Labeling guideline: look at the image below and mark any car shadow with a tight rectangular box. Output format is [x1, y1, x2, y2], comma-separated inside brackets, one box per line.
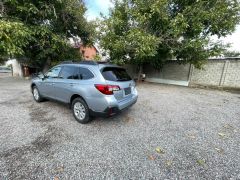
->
[40, 98, 135, 125]
[91, 108, 135, 124]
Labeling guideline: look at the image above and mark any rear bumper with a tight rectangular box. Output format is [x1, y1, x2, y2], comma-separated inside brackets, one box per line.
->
[89, 97, 137, 117]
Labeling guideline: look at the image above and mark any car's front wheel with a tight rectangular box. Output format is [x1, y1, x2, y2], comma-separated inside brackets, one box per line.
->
[32, 86, 43, 102]
[72, 98, 91, 124]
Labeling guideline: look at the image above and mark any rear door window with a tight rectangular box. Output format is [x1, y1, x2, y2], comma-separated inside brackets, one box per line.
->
[79, 67, 94, 80]
[59, 66, 79, 79]
[59, 66, 94, 80]
[102, 67, 132, 81]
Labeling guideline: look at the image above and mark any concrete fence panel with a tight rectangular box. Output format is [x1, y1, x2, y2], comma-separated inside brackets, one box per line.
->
[221, 60, 240, 88]
[125, 58, 240, 89]
[190, 60, 225, 87]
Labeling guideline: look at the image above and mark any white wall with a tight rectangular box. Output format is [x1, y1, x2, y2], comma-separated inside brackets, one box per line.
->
[6, 59, 23, 77]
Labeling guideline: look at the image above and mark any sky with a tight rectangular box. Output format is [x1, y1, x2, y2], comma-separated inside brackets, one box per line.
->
[84, 0, 240, 51]
[84, 0, 113, 20]
[219, 25, 240, 51]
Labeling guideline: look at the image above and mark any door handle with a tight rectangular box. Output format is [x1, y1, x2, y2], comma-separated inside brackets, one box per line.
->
[70, 83, 74, 86]
[52, 83, 55, 85]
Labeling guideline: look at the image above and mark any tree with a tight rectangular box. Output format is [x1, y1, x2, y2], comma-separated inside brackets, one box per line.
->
[0, 0, 94, 69]
[223, 50, 240, 57]
[0, 21, 32, 60]
[100, 0, 240, 79]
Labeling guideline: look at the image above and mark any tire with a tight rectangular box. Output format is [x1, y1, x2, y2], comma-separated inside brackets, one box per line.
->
[71, 97, 91, 124]
[32, 86, 43, 102]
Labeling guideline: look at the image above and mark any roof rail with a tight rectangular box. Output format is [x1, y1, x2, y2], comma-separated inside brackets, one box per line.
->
[60, 61, 73, 64]
[79, 60, 98, 65]
[60, 60, 109, 65]
[97, 61, 109, 64]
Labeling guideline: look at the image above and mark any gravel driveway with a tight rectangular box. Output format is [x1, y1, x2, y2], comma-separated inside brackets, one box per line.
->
[0, 76, 240, 179]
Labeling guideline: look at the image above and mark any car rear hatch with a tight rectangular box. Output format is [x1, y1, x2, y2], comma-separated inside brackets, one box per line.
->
[101, 66, 135, 101]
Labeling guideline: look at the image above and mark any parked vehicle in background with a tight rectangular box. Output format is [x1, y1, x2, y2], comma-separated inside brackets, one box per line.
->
[0, 66, 12, 73]
[31, 61, 138, 124]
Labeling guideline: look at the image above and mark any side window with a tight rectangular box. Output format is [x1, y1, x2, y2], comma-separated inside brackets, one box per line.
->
[59, 66, 79, 79]
[45, 66, 62, 78]
[79, 67, 94, 80]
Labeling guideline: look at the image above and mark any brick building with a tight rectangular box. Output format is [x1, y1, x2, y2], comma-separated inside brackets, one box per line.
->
[80, 44, 99, 60]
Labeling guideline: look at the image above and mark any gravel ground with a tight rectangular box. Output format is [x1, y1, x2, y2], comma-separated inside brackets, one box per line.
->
[0, 75, 240, 179]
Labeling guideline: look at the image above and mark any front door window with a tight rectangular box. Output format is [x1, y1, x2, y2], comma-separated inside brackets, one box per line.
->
[45, 66, 62, 78]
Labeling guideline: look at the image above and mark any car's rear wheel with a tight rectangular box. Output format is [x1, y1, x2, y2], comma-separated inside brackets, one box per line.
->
[72, 97, 91, 124]
[32, 86, 43, 102]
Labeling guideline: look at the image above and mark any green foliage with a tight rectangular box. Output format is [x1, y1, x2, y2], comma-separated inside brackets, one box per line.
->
[223, 50, 240, 57]
[0, 20, 32, 57]
[94, 54, 102, 61]
[0, 0, 93, 67]
[100, 0, 240, 68]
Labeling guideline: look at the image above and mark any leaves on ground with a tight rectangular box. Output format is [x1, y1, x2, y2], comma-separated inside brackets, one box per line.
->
[223, 124, 234, 130]
[165, 160, 173, 167]
[53, 176, 59, 180]
[148, 155, 156, 160]
[155, 147, 165, 154]
[197, 159, 206, 166]
[215, 147, 224, 154]
[218, 132, 227, 138]
[124, 115, 134, 123]
[223, 124, 237, 132]
[186, 133, 196, 139]
[55, 166, 64, 173]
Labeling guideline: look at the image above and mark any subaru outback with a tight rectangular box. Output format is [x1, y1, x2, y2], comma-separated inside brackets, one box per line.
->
[31, 61, 138, 124]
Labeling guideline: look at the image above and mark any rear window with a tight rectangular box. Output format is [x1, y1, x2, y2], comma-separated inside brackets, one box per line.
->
[102, 67, 132, 81]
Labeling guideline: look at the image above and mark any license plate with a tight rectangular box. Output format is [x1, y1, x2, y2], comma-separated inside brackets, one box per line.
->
[124, 87, 131, 95]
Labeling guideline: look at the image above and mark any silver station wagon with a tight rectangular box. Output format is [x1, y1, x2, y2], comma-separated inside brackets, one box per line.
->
[31, 61, 138, 123]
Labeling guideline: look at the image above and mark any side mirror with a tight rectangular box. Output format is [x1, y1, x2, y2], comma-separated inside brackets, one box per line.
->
[38, 72, 45, 80]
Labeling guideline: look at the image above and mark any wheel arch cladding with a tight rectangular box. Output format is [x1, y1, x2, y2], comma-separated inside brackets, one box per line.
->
[70, 94, 87, 105]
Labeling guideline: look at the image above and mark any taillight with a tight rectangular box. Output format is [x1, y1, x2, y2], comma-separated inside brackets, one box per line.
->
[95, 84, 120, 95]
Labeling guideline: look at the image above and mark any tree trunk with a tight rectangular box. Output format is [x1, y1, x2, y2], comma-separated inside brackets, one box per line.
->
[43, 58, 51, 73]
[137, 64, 143, 82]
